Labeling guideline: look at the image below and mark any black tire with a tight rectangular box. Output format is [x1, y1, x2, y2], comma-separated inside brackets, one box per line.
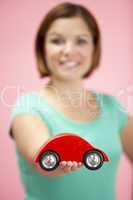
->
[39, 150, 60, 171]
[83, 150, 104, 170]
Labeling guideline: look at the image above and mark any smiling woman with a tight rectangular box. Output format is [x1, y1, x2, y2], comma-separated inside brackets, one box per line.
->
[35, 2, 101, 80]
[9, 2, 133, 200]
[44, 17, 95, 81]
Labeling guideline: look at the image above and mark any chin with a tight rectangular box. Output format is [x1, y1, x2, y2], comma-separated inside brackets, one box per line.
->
[57, 74, 83, 82]
[51, 68, 86, 81]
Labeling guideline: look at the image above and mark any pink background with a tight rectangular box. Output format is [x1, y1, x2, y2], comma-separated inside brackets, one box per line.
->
[0, 0, 132, 199]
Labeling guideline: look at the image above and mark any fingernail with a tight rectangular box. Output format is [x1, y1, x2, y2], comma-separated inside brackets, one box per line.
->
[67, 161, 73, 167]
[60, 161, 66, 166]
[73, 161, 77, 167]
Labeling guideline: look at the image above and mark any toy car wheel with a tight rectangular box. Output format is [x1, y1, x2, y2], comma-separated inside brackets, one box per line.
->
[39, 150, 60, 171]
[83, 150, 104, 170]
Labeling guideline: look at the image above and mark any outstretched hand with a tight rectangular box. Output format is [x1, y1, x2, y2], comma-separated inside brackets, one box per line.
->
[59, 161, 83, 173]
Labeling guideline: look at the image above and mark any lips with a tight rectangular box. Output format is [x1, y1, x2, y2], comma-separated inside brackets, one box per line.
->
[59, 61, 80, 69]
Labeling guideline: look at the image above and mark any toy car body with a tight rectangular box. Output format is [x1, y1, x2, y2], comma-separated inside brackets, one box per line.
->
[34, 133, 109, 171]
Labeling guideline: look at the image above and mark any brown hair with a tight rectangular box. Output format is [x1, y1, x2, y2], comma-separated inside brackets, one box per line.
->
[35, 2, 101, 79]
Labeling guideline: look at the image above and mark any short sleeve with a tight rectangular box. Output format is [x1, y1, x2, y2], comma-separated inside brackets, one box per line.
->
[108, 95, 129, 134]
[9, 93, 42, 139]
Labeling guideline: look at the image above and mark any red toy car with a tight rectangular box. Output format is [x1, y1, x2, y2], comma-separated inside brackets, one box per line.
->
[34, 133, 109, 171]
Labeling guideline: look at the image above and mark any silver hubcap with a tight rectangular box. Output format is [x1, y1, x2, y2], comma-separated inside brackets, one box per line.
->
[86, 153, 101, 168]
[41, 154, 57, 169]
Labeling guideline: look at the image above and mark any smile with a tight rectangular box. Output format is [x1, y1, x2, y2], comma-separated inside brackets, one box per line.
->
[59, 61, 80, 69]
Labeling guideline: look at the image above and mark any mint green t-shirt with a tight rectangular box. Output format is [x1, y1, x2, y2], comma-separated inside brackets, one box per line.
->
[10, 90, 128, 200]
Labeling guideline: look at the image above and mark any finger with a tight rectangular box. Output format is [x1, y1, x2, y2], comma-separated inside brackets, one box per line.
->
[63, 161, 73, 172]
[71, 161, 78, 171]
[66, 161, 73, 167]
[59, 161, 67, 168]
[78, 162, 83, 167]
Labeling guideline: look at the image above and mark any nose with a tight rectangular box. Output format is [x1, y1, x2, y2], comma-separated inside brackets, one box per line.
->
[61, 41, 75, 55]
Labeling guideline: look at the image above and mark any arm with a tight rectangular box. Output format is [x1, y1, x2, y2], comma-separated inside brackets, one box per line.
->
[11, 115, 82, 177]
[120, 115, 133, 198]
[120, 115, 133, 163]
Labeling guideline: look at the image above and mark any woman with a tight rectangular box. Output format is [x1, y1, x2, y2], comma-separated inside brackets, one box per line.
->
[9, 2, 133, 200]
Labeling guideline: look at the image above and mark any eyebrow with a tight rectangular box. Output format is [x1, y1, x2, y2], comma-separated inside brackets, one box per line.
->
[48, 32, 91, 39]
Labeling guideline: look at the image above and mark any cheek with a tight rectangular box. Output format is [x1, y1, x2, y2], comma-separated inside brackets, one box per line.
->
[45, 46, 57, 64]
[76, 51, 92, 64]
[78, 46, 94, 57]
[45, 50, 57, 63]
[48, 53, 60, 64]
[45, 44, 62, 55]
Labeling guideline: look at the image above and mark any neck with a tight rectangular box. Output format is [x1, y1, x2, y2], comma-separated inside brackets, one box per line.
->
[47, 77, 85, 96]
[44, 77, 93, 108]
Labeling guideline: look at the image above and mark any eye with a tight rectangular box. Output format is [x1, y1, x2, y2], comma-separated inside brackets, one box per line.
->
[50, 38, 64, 45]
[76, 39, 88, 45]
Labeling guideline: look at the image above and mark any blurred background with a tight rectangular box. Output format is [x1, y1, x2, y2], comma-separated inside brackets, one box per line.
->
[0, 0, 133, 199]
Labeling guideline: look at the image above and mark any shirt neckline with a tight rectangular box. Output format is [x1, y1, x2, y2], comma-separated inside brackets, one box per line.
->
[32, 90, 104, 127]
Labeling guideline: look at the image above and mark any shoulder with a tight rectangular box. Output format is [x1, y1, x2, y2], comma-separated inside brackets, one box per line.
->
[94, 90, 117, 107]
[9, 90, 45, 138]
[120, 114, 133, 162]
[10, 90, 42, 121]
[95, 90, 129, 118]
[13, 91, 41, 107]
[96, 91, 126, 110]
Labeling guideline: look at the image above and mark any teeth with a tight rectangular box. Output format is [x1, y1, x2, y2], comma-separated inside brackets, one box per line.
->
[60, 61, 78, 68]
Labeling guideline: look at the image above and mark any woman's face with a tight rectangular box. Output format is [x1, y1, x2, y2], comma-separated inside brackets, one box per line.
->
[44, 16, 94, 81]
